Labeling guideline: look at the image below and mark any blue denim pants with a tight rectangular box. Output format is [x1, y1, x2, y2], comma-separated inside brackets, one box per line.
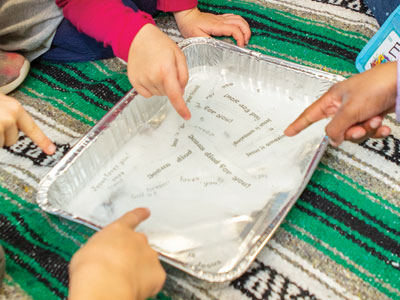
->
[363, 0, 400, 25]
[42, 0, 158, 62]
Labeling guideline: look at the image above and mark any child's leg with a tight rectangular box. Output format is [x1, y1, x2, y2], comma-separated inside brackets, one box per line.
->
[363, 0, 400, 26]
[41, 18, 115, 62]
[42, 0, 158, 62]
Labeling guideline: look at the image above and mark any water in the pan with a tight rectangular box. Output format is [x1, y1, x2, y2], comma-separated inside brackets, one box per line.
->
[66, 66, 326, 262]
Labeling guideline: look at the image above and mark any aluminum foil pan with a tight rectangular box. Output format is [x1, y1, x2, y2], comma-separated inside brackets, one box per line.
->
[37, 37, 344, 283]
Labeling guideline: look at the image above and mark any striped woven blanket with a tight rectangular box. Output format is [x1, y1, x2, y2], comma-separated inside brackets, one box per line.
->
[2, 0, 399, 299]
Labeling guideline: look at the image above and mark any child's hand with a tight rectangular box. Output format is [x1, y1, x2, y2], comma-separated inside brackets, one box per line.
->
[68, 208, 166, 300]
[174, 7, 251, 47]
[284, 61, 397, 146]
[0, 93, 55, 155]
[127, 24, 191, 120]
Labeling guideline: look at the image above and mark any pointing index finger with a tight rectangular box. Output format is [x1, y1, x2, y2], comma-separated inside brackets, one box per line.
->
[164, 61, 191, 120]
[17, 109, 56, 155]
[284, 89, 343, 137]
[284, 97, 329, 136]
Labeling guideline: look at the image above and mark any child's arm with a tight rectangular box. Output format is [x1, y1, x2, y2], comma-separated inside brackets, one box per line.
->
[157, 0, 198, 12]
[57, 0, 191, 119]
[56, 0, 155, 62]
[0, 93, 55, 155]
[68, 208, 166, 300]
[57, 0, 251, 121]
[284, 61, 396, 146]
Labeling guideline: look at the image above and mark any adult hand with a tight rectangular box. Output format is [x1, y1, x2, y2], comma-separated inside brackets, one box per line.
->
[69, 208, 166, 300]
[0, 93, 55, 154]
[174, 7, 251, 47]
[127, 24, 190, 120]
[284, 61, 397, 146]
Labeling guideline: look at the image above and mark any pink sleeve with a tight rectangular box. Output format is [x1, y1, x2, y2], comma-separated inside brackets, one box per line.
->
[56, 0, 156, 61]
[157, 0, 198, 12]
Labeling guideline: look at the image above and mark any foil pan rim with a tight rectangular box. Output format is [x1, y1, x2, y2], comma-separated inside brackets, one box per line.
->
[180, 37, 345, 82]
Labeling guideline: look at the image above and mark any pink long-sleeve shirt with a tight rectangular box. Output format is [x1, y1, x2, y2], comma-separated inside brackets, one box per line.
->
[56, 0, 197, 61]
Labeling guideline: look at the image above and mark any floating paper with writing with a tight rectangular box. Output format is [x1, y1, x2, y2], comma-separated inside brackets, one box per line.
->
[37, 38, 343, 283]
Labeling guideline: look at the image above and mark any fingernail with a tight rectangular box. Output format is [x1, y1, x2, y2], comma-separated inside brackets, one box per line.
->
[352, 131, 365, 139]
[381, 128, 390, 137]
[48, 144, 56, 154]
[283, 128, 293, 136]
[184, 108, 191, 120]
[329, 139, 339, 147]
[135, 207, 150, 213]
[370, 118, 381, 129]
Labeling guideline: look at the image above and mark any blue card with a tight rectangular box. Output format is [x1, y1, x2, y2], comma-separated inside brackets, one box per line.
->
[356, 5, 400, 72]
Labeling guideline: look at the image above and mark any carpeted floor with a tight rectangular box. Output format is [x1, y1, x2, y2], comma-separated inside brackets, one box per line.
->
[2, 0, 400, 299]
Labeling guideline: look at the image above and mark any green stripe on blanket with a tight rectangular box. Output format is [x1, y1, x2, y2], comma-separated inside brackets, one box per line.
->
[198, 0, 367, 75]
